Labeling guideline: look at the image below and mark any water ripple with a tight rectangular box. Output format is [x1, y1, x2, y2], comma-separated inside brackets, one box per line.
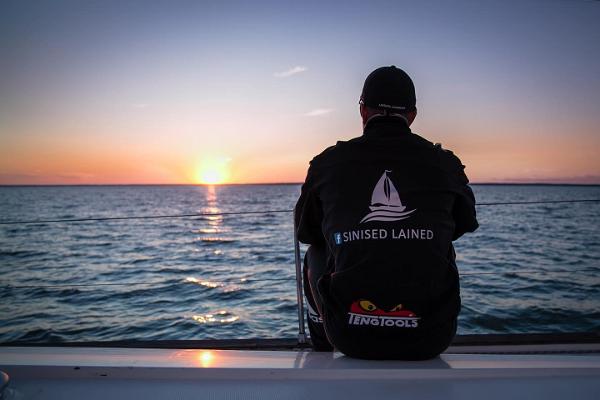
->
[1, 184, 599, 342]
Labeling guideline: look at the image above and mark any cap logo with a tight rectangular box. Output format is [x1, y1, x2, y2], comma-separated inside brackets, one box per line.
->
[378, 103, 406, 110]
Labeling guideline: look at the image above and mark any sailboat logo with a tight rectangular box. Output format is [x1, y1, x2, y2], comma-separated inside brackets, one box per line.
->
[360, 170, 416, 224]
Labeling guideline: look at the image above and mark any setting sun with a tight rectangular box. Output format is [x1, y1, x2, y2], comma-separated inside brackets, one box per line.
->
[196, 157, 231, 185]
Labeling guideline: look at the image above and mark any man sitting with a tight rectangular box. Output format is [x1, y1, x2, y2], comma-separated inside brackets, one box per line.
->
[295, 66, 478, 360]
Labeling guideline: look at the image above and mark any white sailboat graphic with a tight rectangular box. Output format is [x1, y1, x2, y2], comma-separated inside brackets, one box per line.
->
[360, 170, 416, 223]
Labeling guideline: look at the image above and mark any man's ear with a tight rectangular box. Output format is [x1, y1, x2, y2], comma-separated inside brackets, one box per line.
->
[360, 104, 368, 122]
[406, 109, 417, 126]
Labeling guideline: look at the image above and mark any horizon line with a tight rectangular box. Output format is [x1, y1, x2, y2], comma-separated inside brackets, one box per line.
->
[1, 181, 600, 187]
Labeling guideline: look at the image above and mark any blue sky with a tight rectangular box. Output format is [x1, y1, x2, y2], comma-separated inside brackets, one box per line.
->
[1, 0, 599, 184]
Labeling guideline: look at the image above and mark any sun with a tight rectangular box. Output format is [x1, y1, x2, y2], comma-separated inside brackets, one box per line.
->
[196, 157, 230, 185]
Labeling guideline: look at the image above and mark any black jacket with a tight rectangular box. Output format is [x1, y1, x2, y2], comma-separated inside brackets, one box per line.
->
[295, 117, 478, 358]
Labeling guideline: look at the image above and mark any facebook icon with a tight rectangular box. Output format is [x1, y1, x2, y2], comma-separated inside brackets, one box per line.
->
[334, 232, 342, 245]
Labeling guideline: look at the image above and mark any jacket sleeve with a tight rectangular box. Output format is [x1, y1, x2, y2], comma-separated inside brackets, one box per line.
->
[451, 162, 479, 240]
[439, 148, 478, 240]
[294, 165, 326, 245]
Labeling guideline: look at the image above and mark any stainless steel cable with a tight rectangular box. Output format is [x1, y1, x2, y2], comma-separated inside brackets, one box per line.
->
[1, 200, 598, 291]
[1, 199, 599, 226]
[0, 277, 297, 290]
[1, 269, 595, 290]
[0, 209, 292, 226]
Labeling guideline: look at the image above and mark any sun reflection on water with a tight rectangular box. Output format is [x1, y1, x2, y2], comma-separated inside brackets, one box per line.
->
[204, 185, 223, 224]
[192, 310, 239, 324]
[190, 185, 234, 250]
[184, 276, 221, 288]
[185, 275, 245, 293]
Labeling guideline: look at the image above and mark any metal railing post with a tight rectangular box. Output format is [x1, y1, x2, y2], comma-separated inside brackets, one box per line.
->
[293, 207, 307, 344]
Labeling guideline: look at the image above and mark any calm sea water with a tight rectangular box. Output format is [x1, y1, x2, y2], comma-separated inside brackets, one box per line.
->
[1, 184, 599, 343]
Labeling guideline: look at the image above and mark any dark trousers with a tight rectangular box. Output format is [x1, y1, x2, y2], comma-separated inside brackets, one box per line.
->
[303, 245, 334, 351]
[303, 244, 458, 358]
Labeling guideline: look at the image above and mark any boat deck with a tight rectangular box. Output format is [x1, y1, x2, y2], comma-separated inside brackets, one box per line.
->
[1, 341, 600, 400]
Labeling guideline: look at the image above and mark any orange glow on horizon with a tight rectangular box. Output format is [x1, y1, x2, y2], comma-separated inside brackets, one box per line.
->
[1, 125, 599, 185]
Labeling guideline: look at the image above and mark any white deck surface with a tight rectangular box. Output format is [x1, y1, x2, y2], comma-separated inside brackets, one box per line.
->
[1, 345, 599, 399]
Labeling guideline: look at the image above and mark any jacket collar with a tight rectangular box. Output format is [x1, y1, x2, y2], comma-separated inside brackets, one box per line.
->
[362, 116, 412, 137]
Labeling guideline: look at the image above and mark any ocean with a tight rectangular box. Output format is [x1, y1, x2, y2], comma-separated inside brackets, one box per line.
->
[1, 184, 599, 343]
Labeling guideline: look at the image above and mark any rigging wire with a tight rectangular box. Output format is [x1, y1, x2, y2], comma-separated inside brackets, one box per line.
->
[0, 209, 292, 226]
[0, 277, 298, 290]
[1, 199, 599, 226]
[1, 268, 596, 290]
[477, 199, 600, 206]
[1, 199, 598, 291]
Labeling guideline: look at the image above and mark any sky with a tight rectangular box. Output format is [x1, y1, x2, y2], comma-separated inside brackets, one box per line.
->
[1, 0, 599, 184]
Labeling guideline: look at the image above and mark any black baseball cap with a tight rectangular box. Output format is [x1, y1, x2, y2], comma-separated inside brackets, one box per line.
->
[360, 66, 416, 112]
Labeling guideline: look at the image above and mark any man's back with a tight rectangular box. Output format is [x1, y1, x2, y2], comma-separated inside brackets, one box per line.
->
[296, 118, 477, 359]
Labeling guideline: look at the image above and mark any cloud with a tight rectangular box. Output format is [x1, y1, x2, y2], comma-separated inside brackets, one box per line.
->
[274, 66, 308, 78]
[304, 108, 333, 117]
